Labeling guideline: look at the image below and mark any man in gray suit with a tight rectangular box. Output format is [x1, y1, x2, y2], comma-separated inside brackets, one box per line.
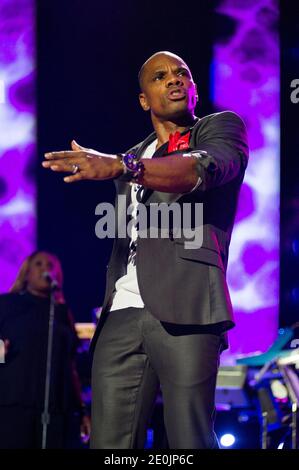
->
[43, 51, 248, 449]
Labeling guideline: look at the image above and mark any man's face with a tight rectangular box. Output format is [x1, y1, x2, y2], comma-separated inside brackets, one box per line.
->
[139, 53, 198, 121]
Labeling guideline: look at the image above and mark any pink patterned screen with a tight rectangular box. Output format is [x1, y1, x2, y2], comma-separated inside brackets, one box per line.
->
[213, 0, 280, 362]
[0, 0, 36, 292]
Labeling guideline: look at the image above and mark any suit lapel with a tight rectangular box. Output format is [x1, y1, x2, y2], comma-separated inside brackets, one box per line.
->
[139, 117, 203, 204]
[114, 179, 131, 237]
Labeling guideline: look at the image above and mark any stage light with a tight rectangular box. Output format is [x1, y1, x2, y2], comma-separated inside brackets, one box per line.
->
[220, 433, 236, 448]
[145, 429, 154, 449]
[270, 379, 288, 402]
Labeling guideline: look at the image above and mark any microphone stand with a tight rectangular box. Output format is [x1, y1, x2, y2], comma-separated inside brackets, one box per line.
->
[41, 284, 56, 449]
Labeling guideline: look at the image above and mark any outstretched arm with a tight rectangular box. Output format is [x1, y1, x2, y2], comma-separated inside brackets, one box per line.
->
[42, 112, 248, 194]
[42, 140, 198, 193]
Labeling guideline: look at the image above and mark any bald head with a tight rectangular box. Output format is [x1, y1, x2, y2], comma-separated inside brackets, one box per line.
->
[138, 51, 198, 122]
[138, 51, 191, 91]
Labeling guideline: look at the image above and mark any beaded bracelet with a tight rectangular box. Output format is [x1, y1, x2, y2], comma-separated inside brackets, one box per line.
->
[117, 153, 145, 183]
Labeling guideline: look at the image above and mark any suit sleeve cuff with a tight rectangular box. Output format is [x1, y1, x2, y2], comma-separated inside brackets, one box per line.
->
[182, 150, 216, 192]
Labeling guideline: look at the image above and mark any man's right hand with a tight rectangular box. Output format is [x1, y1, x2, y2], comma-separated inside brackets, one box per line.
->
[42, 140, 123, 183]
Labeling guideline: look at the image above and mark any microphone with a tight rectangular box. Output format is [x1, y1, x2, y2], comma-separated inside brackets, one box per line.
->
[42, 271, 58, 290]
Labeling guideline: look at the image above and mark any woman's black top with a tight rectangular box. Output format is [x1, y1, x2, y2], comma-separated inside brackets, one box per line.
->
[0, 292, 79, 413]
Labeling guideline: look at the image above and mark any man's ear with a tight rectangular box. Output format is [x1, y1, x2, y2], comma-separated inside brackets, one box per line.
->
[139, 92, 150, 111]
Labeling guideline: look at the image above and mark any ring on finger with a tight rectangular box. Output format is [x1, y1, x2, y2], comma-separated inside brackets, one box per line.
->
[71, 164, 80, 174]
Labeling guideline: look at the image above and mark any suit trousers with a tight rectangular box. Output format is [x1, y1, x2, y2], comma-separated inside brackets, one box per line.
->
[91, 306, 223, 449]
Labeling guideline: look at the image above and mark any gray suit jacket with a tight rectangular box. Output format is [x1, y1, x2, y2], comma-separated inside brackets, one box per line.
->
[91, 111, 248, 350]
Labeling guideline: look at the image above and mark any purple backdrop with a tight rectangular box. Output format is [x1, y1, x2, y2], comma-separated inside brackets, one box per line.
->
[0, 0, 36, 292]
[213, 0, 280, 363]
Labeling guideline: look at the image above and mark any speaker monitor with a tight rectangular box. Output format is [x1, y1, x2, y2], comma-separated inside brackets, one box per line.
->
[216, 365, 250, 407]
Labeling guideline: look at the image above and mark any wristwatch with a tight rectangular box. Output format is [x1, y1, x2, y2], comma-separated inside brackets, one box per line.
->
[116, 153, 144, 183]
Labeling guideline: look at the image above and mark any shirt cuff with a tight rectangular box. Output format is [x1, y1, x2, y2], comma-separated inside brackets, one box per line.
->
[189, 175, 203, 192]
